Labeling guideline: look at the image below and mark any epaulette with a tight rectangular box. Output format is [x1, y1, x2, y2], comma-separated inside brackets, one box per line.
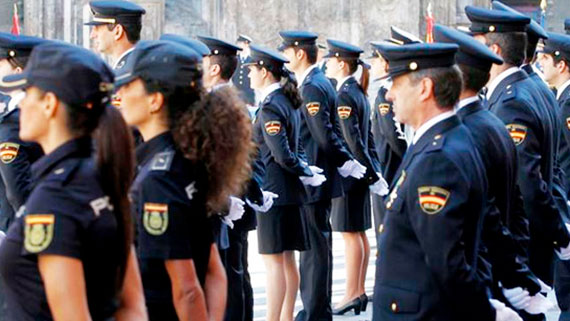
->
[150, 150, 175, 171]
[425, 134, 445, 153]
[501, 84, 517, 103]
[50, 160, 82, 186]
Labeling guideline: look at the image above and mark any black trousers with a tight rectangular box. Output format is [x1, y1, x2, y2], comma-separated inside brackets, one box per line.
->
[556, 259, 570, 321]
[296, 200, 333, 321]
[222, 227, 254, 321]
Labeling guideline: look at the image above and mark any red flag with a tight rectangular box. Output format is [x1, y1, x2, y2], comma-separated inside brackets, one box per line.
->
[425, 3, 434, 43]
[11, 4, 20, 35]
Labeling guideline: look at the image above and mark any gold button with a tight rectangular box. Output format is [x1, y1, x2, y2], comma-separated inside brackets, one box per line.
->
[554, 241, 558, 245]
[378, 224, 384, 233]
[489, 25, 496, 32]
[391, 302, 398, 312]
[409, 62, 418, 70]
[434, 134, 441, 140]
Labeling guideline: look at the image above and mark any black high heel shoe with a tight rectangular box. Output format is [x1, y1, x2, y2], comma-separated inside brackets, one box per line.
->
[360, 293, 369, 312]
[332, 297, 362, 316]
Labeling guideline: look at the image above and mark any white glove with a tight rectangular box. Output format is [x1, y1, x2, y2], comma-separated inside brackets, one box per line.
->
[0, 230, 5, 246]
[524, 293, 554, 315]
[537, 278, 552, 293]
[369, 172, 389, 196]
[300, 166, 327, 187]
[338, 159, 366, 179]
[502, 287, 531, 310]
[490, 299, 523, 321]
[555, 223, 570, 260]
[222, 196, 245, 229]
[246, 190, 279, 213]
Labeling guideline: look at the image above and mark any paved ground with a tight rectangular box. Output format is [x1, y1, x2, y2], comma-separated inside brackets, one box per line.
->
[247, 229, 562, 321]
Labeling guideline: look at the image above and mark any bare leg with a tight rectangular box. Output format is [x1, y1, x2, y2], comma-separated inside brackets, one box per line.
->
[263, 254, 286, 321]
[359, 232, 370, 295]
[334, 232, 363, 308]
[280, 251, 299, 321]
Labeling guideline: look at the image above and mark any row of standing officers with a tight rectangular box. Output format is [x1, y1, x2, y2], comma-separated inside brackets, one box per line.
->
[1, 0, 570, 321]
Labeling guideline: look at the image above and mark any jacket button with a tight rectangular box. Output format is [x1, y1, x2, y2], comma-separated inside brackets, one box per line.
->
[378, 224, 384, 233]
[240, 82, 243, 85]
[391, 302, 398, 312]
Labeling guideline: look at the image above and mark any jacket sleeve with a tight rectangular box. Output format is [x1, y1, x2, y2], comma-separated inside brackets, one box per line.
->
[495, 98, 570, 249]
[406, 152, 495, 320]
[300, 84, 352, 167]
[0, 135, 36, 212]
[337, 92, 378, 185]
[260, 104, 312, 177]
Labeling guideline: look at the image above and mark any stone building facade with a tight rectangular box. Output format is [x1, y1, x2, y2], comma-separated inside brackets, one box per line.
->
[0, 0, 567, 51]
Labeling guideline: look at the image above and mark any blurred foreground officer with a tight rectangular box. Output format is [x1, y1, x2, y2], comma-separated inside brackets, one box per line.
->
[373, 42, 520, 321]
[435, 24, 552, 317]
[0, 42, 146, 321]
[0, 33, 46, 321]
[537, 32, 570, 321]
[85, 0, 146, 70]
[0, 33, 45, 232]
[466, 6, 570, 294]
[115, 40, 253, 320]
[279, 30, 365, 321]
[246, 44, 325, 321]
[199, 35, 261, 321]
[232, 35, 256, 106]
[324, 39, 387, 315]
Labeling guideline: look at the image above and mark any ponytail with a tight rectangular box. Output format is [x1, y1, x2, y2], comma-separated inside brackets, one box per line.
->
[171, 87, 254, 214]
[276, 67, 302, 109]
[341, 58, 370, 96]
[93, 106, 135, 291]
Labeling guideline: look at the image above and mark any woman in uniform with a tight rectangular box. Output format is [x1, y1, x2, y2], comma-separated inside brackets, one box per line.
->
[115, 40, 252, 321]
[0, 43, 146, 320]
[246, 44, 325, 321]
[325, 39, 385, 315]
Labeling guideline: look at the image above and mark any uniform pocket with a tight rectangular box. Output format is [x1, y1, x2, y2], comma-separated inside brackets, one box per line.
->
[376, 284, 420, 314]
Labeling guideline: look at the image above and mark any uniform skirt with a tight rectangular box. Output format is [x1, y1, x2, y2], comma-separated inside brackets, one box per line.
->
[331, 183, 371, 232]
[256, 204, 310, 254]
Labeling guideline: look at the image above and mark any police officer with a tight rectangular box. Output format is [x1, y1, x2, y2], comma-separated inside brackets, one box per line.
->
[198, 34, 264, 321]
[232, 35, 256, 106]
[435, 23, 552, 316]
[368, 41, 407, 245]
[278, 30, 366, 321]
[324, 39, 388, 315]
[0, 42, 145, 321]
[115, 40, 252, 320]
[246, 44, 325, 321]
[492, 2, 570, 239]
[85, 0, 146, 70]
[372, 42, 520, 321]
[466, 7, 570, 311]
[0, 33, 45, 232]
[536, 32, 570, 321]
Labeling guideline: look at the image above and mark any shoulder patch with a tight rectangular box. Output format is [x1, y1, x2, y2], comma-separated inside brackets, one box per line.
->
[24, 214, 55, 253]
[0, 142, 19, 164]
[264, 121, 282, 136]
[418, 186, 450, 215]
[378, 103, 390, 116]
[337, 106, 352, 120]
[506, 124, 527, 145]
[306, 102, 320, 116]
[143, 203, 169, 235]
[151, 151, 175, 171]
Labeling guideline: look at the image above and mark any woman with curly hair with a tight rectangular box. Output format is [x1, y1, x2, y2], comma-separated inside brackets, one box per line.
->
[115, 40, 253, 321]
[246, 44, 325, 321]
